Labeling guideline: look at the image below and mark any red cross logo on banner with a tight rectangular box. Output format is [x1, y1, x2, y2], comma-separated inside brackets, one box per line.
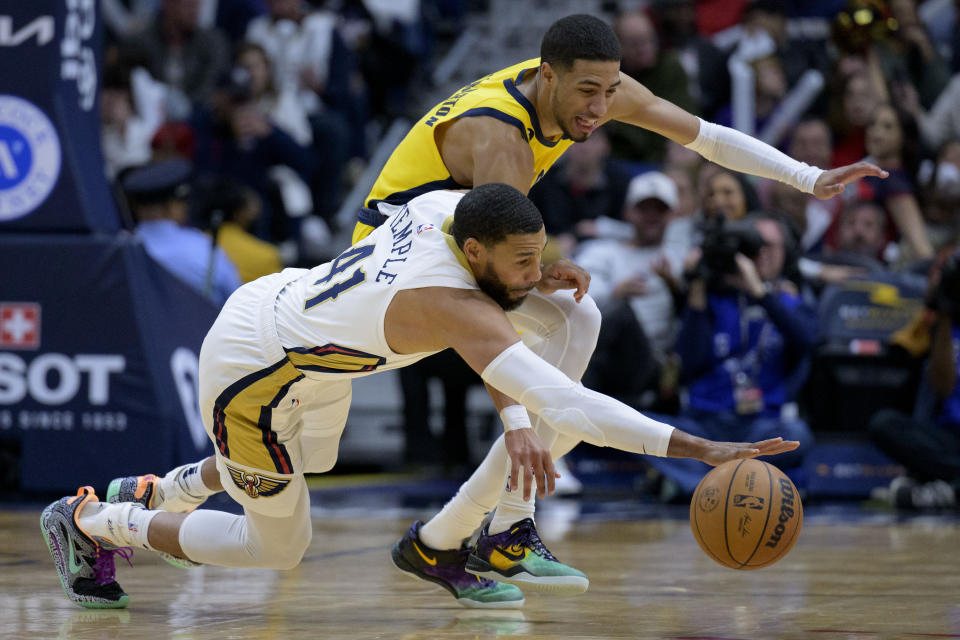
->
[0, 303, 41, 349]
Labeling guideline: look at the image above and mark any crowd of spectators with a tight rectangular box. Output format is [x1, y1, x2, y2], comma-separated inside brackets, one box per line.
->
[100, 0, 463, 288]
[528, 0, 960, 509]
[96, 0, 959, 510]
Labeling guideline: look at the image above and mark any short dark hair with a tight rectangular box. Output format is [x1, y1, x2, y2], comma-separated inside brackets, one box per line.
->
[540, 14, 621, 72]
[452, 184, 543, 248]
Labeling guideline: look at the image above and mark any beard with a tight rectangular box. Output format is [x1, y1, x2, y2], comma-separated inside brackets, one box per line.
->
[476, 263, 532, 311]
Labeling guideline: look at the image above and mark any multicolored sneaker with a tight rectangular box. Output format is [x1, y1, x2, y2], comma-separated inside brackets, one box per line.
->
[466, 518, 589, 595]
[40, 487, 133, 609]
[106, 474, 202, 569]
[391, 520, 525, 609]
[106, 474, 160, 509]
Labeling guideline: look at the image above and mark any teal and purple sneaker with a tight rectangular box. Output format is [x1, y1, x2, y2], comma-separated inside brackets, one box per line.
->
[40, 487, 133, 609]
[391, 520, 525, 609]
[466, 518, 589, 595]
[105, 474, 201, 569]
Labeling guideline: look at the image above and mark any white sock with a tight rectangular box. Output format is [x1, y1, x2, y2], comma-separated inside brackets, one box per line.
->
[488, 475, 537, 535]
[78, 501, 159, 550]
[420, 490, 491, 550]
[419, 438, 513, 550]
[156, 462, 216, 512]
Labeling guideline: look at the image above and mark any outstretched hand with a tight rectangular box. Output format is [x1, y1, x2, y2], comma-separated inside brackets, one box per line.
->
[698, 437, 800, 467]
[812, 161, 888, 199]
[536, 258, 591, 302]
[504, 428, 559, 501]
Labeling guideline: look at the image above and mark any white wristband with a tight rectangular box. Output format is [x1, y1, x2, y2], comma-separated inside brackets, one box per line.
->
[500, 405, 532, 432]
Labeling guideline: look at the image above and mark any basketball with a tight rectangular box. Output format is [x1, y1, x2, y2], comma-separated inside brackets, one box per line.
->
[689, 459, 803, 570]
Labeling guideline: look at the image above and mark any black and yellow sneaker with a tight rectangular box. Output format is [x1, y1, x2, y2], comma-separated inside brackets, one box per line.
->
[466, 518, 589, 595]
[391, 520, 525, 608]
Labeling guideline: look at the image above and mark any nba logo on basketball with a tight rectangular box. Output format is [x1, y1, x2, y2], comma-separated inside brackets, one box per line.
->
[0, 303, 40, 349]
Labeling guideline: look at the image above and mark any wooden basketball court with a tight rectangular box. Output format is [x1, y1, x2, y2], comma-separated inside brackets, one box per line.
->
[2, 491, 958, 639]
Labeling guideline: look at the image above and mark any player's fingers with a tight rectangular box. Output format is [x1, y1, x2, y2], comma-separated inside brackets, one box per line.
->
[509, 458, 520, 493]
[751, 437, 783, 448]
[523, 464, 535, 502]
[766, 440, 800, 454]
[543, 455, 557, 497]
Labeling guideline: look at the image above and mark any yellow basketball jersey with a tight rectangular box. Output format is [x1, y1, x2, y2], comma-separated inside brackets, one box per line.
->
[364, 58, 575, 214]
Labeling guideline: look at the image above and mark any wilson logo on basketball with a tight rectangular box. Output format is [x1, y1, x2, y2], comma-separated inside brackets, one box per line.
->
[733, 494, 765, 510]
[698, 486, 721, 512]
[765, 478, 797, 548]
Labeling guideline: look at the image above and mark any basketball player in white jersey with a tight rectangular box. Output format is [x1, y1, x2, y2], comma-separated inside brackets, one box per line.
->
[41, 184, 799, 610]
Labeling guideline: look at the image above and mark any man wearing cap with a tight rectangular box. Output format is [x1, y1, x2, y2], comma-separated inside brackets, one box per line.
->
[123, 159, 242, 306]
[577, 171, 684, 409]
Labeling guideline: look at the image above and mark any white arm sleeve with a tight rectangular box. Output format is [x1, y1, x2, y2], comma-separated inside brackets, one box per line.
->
[481, 342, 675, 457]
[684, 117, 824, 194]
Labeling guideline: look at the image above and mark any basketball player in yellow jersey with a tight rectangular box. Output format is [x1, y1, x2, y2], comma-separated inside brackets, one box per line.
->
[349, 13, 889, 603]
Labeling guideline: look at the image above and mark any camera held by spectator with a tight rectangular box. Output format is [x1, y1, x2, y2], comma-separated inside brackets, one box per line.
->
[695, 215, 766, 286]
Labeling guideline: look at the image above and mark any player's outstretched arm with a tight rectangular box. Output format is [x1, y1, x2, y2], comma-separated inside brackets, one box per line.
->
[606, 73, 887, 197]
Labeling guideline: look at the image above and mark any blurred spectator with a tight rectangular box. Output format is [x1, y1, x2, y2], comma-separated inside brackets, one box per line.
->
[190, 73, 319, 245]
[720, 1, 828, 144]
[197, 0, 268, 44]
[831, 0, 949, 109]
[234, 41, 313, 146]
[645, 213, 816, 498]
[246, 0, 362, 211]
[664, 166, 698, 221]
[918, 139, 960, 251]
[767, 120, 835, 251]
[702, 169, 761, 221]
[101, 62, 168, 179]
[851, 103, 934, 261]
[120, 0, 230, 109]
[906, 74, 960, 151]
[123, 159, 241, 306]
[740, 1, 831, 110]
[830, 200, 890, 267]
[197, 177, 284, 283]
[246, 0, 341, 115]
[661, 167, 701, 277]
[870, 250, 960, 510]
[579, 172, 684, 411]
[102, 0, 156, 42]
[339, 0, 432, 123]
[827, 72, 876, 168]
[651, 0, 730, 120]
[790, 117, 834, 170]
[605, 9, 695, 165]
[883, 0, 951, 109]
[528, 127, 631, 257]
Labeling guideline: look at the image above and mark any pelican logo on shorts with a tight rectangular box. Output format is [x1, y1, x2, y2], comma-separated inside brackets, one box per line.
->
[0, 95, 61, 222]
[732, 494, 765, 510]
[226, 464, 291, 498]
[698, 486, 721, 512]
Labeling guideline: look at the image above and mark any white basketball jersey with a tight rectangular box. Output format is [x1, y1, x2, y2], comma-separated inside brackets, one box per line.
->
[273, 190, 476, 379]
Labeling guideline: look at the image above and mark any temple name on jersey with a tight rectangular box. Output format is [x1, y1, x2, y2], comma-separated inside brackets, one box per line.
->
[375, 206, 415, 285]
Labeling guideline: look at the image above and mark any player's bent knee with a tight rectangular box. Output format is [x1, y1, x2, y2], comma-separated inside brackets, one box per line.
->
[568, 294, 601, 340]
